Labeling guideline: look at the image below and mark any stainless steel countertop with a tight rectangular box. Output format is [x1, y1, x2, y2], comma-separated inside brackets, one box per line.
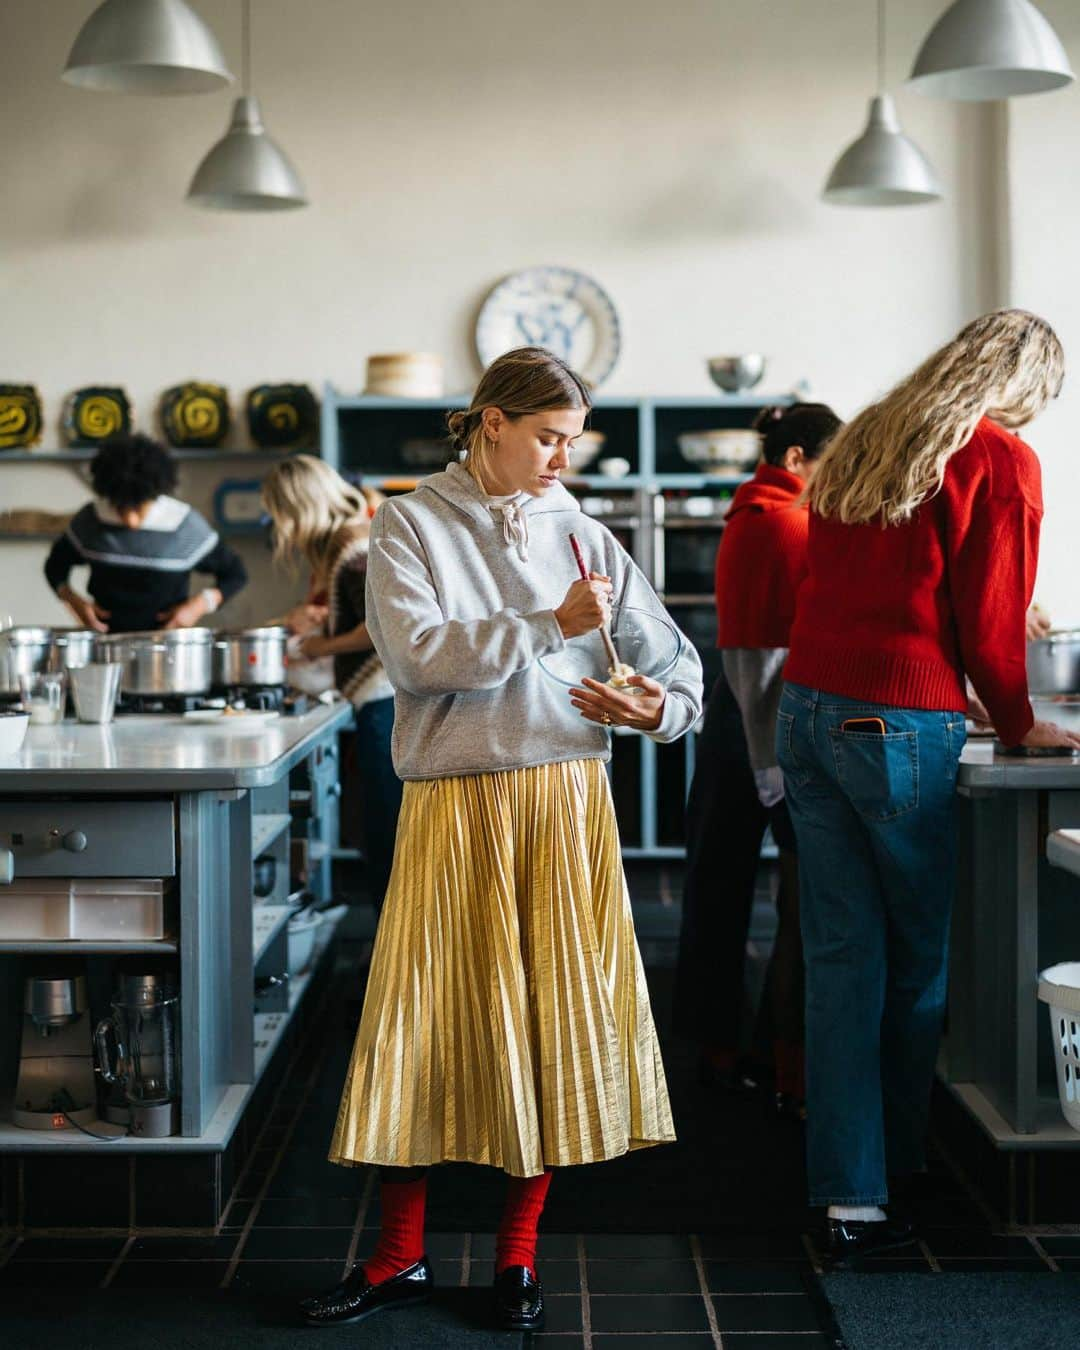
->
[959, 737, 1080, 790]
[0, 698, 354, 791]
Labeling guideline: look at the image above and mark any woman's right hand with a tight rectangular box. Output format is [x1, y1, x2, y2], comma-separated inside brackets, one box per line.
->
[554, 573, 613, 639]
[1019, 719, 1080, 751]
[282, 602, 329, 636]
[60, 586, 109, 633]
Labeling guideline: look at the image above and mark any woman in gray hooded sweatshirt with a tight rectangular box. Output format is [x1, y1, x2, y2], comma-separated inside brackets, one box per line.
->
[303, 348, 702, 1334]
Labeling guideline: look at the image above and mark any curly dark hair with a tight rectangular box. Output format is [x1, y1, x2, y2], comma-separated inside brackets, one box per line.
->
[90, 433, 178, 510]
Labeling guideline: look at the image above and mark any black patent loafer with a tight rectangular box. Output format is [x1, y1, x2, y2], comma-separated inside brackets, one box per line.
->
[299, 1255, 433, 1326]
[493, 1264, 544, 1332]
[823, 1217, 916, 1269]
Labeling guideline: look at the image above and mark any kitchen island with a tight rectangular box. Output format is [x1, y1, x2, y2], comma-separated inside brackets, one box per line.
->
[0, 697, 353, 1228]
[939, 732, 1080, 1221]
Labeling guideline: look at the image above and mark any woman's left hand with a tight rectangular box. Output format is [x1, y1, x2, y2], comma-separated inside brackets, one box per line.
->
[299, 633, 331, 660]
[570, 674, 666, 733]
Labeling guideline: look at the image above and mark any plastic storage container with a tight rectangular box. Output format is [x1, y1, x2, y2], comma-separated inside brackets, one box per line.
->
[1037, 962, 1080, 1133]
[0, 878, 165, 941]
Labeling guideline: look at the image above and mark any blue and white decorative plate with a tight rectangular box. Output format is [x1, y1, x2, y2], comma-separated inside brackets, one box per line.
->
[475, 266, 621, 388]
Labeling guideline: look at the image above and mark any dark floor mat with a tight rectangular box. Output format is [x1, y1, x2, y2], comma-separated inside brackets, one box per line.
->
[821, 1271, 1080, 1349]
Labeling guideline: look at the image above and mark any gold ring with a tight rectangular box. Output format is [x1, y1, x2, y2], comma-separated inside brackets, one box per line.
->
[601, 712, 613, 726]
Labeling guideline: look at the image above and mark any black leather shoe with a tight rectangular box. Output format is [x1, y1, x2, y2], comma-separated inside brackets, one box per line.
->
[493, 1265, 544, 1331]
[299, 1256, 433, 1326]
[823, 1217, 916, 1269]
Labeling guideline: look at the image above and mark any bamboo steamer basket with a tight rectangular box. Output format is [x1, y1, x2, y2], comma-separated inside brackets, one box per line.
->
[365, 353, 444, 398]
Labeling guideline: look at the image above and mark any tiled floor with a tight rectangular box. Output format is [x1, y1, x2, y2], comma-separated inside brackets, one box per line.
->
[0, 878, 1076, 1346]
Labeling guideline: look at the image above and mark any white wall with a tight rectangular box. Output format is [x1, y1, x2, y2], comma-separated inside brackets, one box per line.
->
[1007, 0, 1080, 625]
[2, 0, 1005, 625]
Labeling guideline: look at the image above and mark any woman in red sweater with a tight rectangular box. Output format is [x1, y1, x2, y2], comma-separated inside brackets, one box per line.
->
[778, 310, 1079, 1268]
[716, 403, 840, 1117]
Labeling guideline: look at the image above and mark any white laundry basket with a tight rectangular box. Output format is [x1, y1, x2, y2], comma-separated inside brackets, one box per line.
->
[1037, 963, 1080, 1132]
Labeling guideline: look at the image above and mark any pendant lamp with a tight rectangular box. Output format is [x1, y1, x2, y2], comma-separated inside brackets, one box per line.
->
[908, 0, 1074, 100]
[187, 0, 308, 211]
[63, 0, 233, 95]
[823, 0, 942, 207]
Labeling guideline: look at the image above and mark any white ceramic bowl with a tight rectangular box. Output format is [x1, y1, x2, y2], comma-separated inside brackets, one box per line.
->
[677, 428, 761, 474]
[0, 710, 29, 758]
[287, 909, 322, 975]
[538, 606, 683, 691]
[567, 430, 606, 473]
[597, 457, 631, 478]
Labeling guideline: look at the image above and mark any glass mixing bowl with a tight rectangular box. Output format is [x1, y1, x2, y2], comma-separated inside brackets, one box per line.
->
[538, 605, 683, 692]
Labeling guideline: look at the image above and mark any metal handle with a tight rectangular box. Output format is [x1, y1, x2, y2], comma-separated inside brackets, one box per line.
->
[0, 847, 12, 884]
[62, 830, 88, 853]
[93, 1016, 126, 1086]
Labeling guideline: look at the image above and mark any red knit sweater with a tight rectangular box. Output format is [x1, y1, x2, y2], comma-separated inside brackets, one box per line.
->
[785, 418, 1041, 746]
[715, 463, 808, 649]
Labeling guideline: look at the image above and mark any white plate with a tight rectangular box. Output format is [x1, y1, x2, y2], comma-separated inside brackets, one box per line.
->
[181, 709, 280, 728]
[475, 267, 621, 387]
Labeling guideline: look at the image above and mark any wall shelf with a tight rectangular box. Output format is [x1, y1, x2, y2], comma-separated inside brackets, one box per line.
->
[0, 448, 300, 464]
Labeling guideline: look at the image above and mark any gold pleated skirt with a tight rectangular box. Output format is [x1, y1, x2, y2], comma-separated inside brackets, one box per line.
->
[329, 758, 675, 1178]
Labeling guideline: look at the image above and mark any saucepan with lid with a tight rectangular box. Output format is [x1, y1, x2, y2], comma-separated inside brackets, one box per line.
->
[97, 628, 214, 696]
[1027, 630, 1080, 696]
[0, 626, 53, 697]
[212, 626, 289, 687]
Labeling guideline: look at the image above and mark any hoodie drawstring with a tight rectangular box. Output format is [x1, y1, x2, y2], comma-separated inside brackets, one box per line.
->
[489, 498, 530, 562]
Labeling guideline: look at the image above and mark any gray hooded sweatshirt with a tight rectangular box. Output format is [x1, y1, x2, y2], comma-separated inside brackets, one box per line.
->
[365, 462, 704, 781]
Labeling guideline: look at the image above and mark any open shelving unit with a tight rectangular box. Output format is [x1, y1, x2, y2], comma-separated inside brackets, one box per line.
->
[321, 385, 793, 858]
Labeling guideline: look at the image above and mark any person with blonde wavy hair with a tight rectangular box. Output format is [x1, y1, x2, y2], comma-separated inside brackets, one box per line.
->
[262, 455, 400, 912]
[776, 309, 1080, 1269]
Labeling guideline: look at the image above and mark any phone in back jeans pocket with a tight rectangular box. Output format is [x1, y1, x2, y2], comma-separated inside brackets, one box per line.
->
[828, 723, 919, 821]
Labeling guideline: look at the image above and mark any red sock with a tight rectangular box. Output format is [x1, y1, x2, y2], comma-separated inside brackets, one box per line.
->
[364, 1175, 427, 1285]
[496, 1170, 553, 1274]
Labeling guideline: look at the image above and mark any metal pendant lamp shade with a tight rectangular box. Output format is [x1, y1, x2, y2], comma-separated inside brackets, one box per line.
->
[823, 94, 942, 206]
[908, 0, 1074, 100]
[63, 0, 233, 95]
[187, 95, 308, 210]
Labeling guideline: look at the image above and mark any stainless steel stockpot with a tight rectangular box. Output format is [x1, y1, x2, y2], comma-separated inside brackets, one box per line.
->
[212, 627, 289, 687]
[1027, 630, 1080, 696]
[0, 626, 54, 696]
[97, 628, 213, 696]
[51, 629, 100, 673]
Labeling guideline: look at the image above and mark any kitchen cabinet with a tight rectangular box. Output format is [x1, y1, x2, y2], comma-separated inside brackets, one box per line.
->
[0, 699, 352, 1228]
[321, 386, 792, 858]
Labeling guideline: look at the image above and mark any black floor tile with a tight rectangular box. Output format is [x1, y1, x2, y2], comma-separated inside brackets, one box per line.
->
[541, 1292, 584, 1332]
[250, 1196, 359, 1227]
[590, 1292, 710, 1333]
[521, 1259, 579, 1294]
[471, 1231, 580, 1262]
[586, 1234, 692, 1260]
[109, 1260, 231, 1288]
[1037, 1236, 1080, 1257]
[432, 1258, 468, 1288]
[127, 1235, 238, 1260]
[593, 1338, 712, 1349]
[9, 1236, 126, 1261]
[710, 1292, 820, 1332]
[704, 1260, 808, 1292]
[532, 1337, 586, 1348]
[229, 1260, 345, 1295]
[697, 1232, 808, 1260]
[0, 1261, 111, 1289]
[587, 1258, 699, 1294]
[220, 1199, 255, 1228]
[239, 1226, 353, 1260]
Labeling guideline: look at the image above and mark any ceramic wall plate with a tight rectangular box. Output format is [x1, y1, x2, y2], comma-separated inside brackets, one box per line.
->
[0, 385, 43, 450]
[475, 267, 621, 388]
[247, 383, 319, 450]
[160, 382, 230, 448]
[63, 387, 132, 447]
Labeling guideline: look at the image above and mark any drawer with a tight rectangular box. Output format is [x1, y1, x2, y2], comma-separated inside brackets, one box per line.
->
[0, 800, 176, 880]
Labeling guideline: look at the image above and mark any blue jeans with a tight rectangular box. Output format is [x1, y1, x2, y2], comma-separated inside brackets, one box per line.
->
[775, 683, 966, 1206]
[353, 696, 403, 916]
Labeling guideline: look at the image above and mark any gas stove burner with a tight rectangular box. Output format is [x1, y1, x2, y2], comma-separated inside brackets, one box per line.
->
[117, 692, 207, 715]
[216, 684, 289, 713]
